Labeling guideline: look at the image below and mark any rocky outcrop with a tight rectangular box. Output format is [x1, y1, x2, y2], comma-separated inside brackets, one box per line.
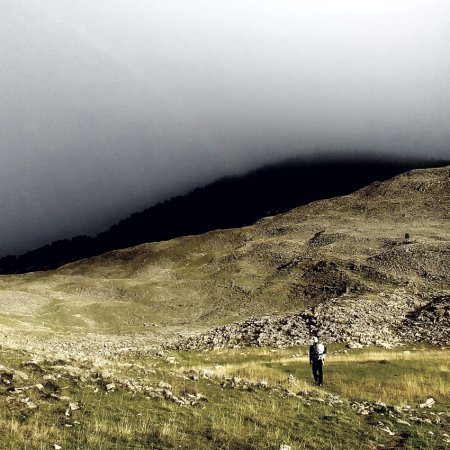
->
[172, 293, 449, 350]
[400, 296, 449, 346]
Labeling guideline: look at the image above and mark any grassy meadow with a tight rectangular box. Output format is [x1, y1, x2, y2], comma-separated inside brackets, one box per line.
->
[0, 344, 448, 449]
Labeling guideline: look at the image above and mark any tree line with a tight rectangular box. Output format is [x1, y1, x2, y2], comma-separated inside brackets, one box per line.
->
[0, 155, 444, 274]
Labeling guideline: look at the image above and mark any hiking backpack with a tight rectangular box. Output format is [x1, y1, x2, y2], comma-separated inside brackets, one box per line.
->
[311, 343, 325, 362]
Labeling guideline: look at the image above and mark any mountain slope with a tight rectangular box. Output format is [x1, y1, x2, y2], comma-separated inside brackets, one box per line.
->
[1, 156, 447, 274]
[0, 165, 448, 348]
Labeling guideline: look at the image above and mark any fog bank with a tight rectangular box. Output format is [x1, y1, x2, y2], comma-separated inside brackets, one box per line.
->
[1, 0, 449, 254]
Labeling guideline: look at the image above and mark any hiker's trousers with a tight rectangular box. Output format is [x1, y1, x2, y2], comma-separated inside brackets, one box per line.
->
[311, 360, 323, 385]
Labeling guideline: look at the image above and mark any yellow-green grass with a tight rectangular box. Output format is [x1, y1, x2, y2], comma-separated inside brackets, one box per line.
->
[1, 345, 448, 449]
[176, 345, 450, 405]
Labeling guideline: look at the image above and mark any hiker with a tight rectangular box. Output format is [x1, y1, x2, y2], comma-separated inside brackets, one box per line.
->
[309, 336, 327, 386]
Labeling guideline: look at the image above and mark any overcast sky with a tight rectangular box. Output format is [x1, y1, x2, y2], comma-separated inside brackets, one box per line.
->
[1, 0, 449, 255]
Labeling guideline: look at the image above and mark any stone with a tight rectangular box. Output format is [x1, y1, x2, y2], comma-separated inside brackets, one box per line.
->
[200, 369, 215, 378]
[43, 374, 57, 381]
[418, 398, 435, 408]
[396, 419, 411, 426]
[378, 424, 395, 436]
[68, 402, 82, 411]
[105, 383, 116, 393]
[21, 360, 43, 372]
[13, 370, 29, 382]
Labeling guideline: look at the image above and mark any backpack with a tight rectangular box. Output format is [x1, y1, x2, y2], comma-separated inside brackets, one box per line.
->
[311, 343, 325, 362]
[311, 343, 320, 362]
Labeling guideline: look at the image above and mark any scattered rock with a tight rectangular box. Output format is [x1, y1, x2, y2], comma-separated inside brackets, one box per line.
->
[26, 401, 38, 410]
[34, 383, 45, 393]
[43, 374, 57, 381]
[419, 398, 435, 409]
[158, 381, 172, 389]
[396, 419, 411, 426]
[105, 383, 116, 393]
[68, 402, 82, 412]
[165, 357, 177, 364]
[347, 342, 364, 349]
[378, 423, 396, 436]
[21, 360, 44, 372]
[199, 369, 215, 378]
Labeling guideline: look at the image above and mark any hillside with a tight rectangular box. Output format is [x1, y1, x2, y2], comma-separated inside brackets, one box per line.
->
[0, 165, 448, 450]
[0, 165, 448, 354]
[0, 156, 446, 274]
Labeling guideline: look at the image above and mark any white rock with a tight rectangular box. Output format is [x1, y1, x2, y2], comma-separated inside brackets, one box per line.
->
[195, 393, 208, 401]
[419, 398, 435, 408]
[68, 402, 81, 411]
[396, 419, 411, 426]
[348, 342, 364, 349]
[43, 374, 57, 381]
[380, 426, 395, 436]
[106, 383, 116, 392]
[100, 370, 113, 380]
[200, 369, 215, 378]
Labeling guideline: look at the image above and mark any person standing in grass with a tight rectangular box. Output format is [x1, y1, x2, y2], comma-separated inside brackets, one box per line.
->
[309, 336, 327, 386]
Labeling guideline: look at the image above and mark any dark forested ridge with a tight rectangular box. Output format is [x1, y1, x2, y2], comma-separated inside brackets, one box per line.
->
[0, 155, 447, 274]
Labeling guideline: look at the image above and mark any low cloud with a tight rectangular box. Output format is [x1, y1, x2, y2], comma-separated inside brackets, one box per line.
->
[1, 0, 449, 254]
